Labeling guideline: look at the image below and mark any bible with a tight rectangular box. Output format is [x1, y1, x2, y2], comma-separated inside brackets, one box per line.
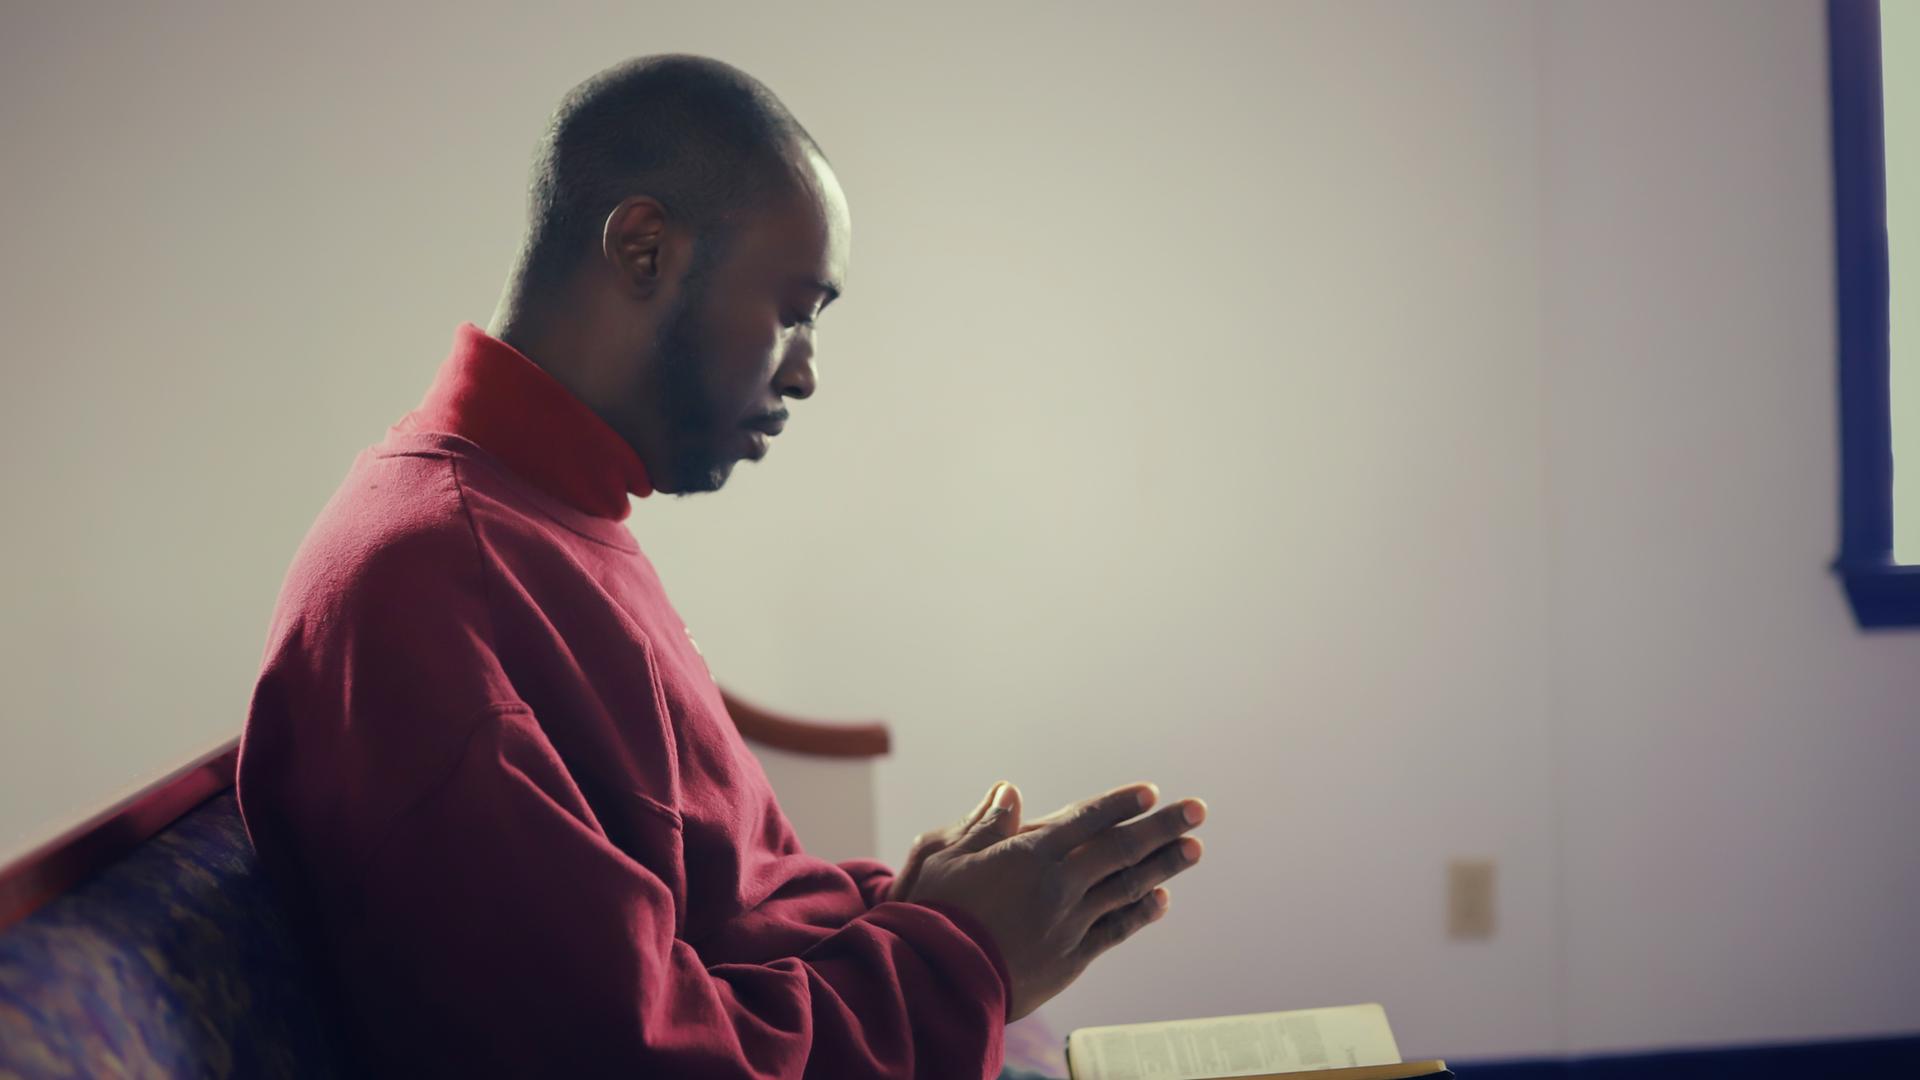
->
[1063, 1002, 1451, 1080]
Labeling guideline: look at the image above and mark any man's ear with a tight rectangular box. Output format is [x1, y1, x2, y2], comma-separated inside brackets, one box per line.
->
[601, 196, 669, 297]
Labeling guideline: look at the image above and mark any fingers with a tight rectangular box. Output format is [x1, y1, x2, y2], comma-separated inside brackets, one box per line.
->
[1027, 782, 1159, 861]
[892, 784, 1008, 904]
[959, 782, 1001, 830]
[1079, 835, 1201, 924]
[1014, 803, 1069, 835]
[1065, 797, 1206, 885]
[1074, 885, 1171, 966]
[1014, 799, 1088, 836]
[953, 781, 1023, 853]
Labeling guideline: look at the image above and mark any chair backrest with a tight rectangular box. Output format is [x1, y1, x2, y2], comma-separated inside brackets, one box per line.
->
[0, 790, 354, 1078]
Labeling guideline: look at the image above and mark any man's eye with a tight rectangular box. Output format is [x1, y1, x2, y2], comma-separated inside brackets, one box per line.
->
[782, 312, 816, 329]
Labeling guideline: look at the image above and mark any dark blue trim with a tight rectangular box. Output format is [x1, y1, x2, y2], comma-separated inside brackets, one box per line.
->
[1828, 0, 1920, 626]
[1457, 1032, 1920, 1078]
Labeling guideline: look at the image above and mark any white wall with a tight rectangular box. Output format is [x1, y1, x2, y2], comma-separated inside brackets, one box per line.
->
[1540, 0, 1920, 1054]
[0, 0, 1914, 1063]
[632, 0, 1563, 1058]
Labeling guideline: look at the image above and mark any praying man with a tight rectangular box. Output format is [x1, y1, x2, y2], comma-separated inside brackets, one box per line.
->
[239, 53, 1207, 1079]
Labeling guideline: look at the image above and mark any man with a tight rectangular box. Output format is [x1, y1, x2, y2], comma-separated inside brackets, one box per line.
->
[238, 54, 1206, 1079]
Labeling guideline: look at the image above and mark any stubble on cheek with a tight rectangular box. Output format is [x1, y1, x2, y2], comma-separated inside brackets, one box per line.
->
[652, 303, 734, 493]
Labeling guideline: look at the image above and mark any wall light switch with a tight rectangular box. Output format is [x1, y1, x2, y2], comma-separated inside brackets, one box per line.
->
[1448, 857, 1496, 939]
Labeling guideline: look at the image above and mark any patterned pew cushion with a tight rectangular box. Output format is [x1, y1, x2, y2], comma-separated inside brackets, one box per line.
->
[1003, 1009, 1069, 1078]
[0, 792, 351, 1079]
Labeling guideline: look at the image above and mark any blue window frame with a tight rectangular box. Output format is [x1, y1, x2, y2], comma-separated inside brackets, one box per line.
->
[1831, 0, 1920, 627]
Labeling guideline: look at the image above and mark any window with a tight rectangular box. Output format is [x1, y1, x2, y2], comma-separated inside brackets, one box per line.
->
[1831, 0, 1920, 626]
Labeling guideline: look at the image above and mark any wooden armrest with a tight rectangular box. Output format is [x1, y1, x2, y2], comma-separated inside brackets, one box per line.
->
[719, 687, 892, 758]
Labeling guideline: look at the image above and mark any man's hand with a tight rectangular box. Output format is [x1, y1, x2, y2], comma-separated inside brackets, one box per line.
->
[890, 780, 1207, 1022]
[885, 785, 1004, 906]
[885, 788, 1145, 904]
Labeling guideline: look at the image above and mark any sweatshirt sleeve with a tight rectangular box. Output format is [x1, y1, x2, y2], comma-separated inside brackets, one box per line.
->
[240, 471, 1010, 1078]
[836, 857, 899, 909]
[340, 701, 1011, 1079]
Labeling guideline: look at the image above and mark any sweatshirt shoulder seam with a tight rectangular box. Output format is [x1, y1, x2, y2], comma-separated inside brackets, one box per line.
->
[446, 457, 500, 657]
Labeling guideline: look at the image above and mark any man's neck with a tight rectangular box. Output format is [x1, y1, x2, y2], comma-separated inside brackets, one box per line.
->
[485, 281, 552, 367]
[487, 289, 604, 405]
[485, 285, 670, 494]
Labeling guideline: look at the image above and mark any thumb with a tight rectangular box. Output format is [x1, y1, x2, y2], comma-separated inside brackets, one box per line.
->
[957, 781, 1022, 852]
[959, 782, 1000, 830]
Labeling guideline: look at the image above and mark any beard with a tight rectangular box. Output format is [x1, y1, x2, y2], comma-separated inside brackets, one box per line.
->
[649, 244, 736, 495]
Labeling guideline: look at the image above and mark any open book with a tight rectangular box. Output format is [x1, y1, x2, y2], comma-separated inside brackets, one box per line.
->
[1064, 1002, 1450, 1080]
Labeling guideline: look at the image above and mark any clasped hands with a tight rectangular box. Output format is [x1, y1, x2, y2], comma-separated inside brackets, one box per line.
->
[885, 780, 1207, 1022]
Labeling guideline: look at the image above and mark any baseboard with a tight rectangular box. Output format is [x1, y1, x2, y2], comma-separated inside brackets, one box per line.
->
[1455, 1033, 1920, 1078]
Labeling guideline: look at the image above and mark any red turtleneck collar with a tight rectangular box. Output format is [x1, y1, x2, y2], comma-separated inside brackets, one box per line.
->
[393, 322, 653, 520]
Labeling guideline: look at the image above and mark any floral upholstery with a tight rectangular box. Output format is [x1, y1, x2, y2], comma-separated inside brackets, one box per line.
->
[0, 792, 351, 1079]
[1003, 1010, 1069, 1078]
[0, 789, 1067, 1079]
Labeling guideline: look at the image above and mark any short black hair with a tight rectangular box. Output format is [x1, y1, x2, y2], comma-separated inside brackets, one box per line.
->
[515, 54, 822, 301]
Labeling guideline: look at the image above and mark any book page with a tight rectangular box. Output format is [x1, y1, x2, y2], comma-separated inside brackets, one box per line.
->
[1067, 1003, 1402, 1080]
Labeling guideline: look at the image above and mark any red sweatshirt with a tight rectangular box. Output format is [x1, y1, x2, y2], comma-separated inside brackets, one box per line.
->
[237, 322, 1011, 1078]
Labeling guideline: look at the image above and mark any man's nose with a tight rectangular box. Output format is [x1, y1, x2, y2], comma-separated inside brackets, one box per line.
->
[776, 337, 817, 400]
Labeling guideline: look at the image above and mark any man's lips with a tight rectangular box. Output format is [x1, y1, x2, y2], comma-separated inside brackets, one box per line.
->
[742, 412, 787, 461]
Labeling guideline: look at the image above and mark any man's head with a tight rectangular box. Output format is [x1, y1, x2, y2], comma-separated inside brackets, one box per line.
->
[491, 54, 850, 495]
